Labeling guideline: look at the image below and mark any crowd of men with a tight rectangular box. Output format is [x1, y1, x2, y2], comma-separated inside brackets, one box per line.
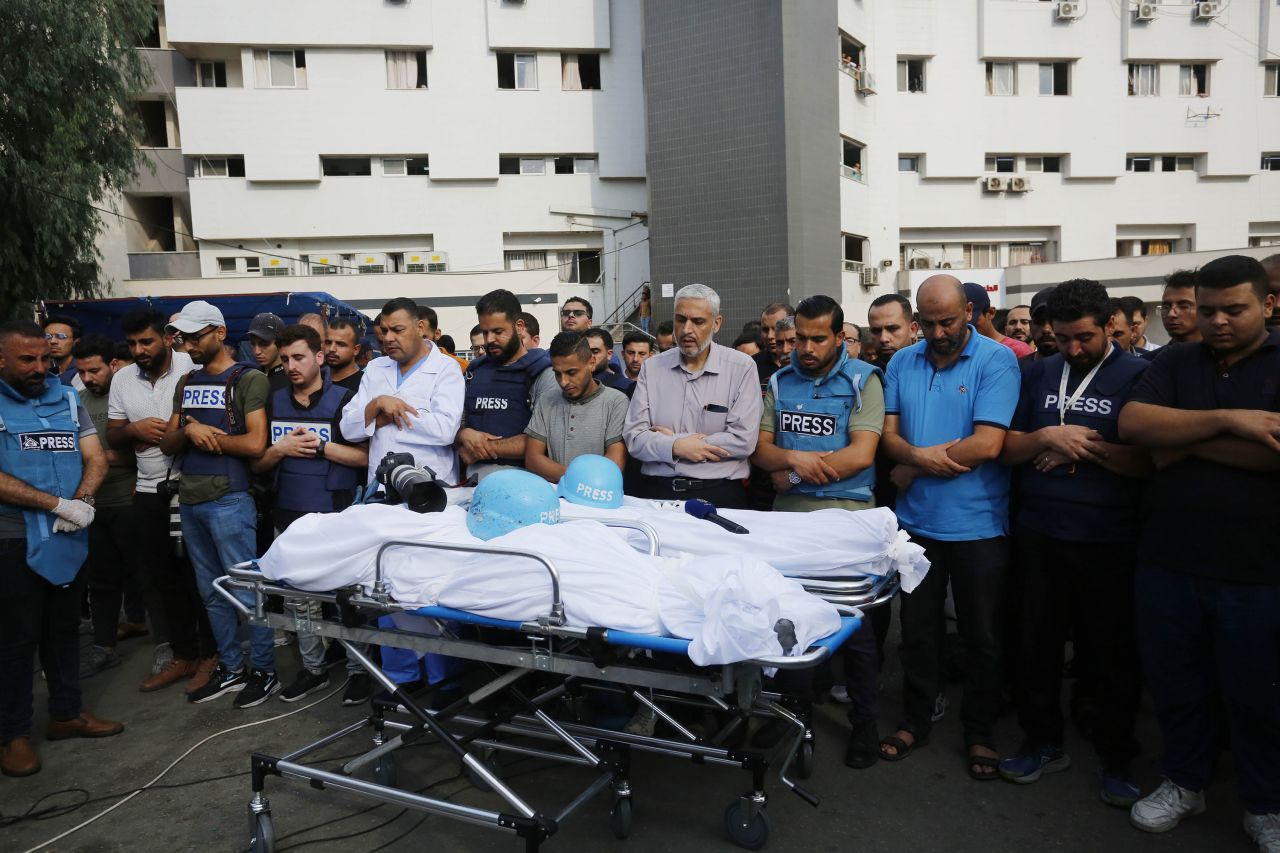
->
[2, 252, 1278, 851]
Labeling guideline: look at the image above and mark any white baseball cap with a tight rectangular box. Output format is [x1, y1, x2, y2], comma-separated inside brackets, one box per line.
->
[167, 300, 225, 335]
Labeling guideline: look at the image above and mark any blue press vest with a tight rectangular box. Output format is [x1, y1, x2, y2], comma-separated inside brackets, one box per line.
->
[0, 377, 88, 584]
[464, 349, 552, 443]
[179, 363, 257, 492]
[769, 348, 881, 502]
[269, 376, 360, 513]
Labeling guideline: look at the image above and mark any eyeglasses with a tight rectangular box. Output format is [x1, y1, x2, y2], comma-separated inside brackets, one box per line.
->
[1156, 301, 1195, 315]
[45, 332, 71, 341]
[175, 327, 216, 346]
[560, 309, 588, 318]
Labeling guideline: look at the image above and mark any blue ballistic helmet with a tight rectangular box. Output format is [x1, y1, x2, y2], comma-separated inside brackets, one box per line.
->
[467, 469, 561, 541]
[557, 454, 623, 509]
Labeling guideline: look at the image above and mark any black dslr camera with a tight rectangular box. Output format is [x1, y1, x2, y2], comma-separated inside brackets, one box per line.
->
[374, 452, 447, 514]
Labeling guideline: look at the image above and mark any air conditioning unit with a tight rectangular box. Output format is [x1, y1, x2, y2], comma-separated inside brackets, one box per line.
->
[1194, 1, 1219, 19]
[860, 266, 879, 288]
[426, 252, 448, 272]
[1055, 1, 1083, 19]
[984, 176, 1007, 192]
[857, 71, 877, 95]
[1135, 2, 1158, 21]
[1010, 176, 1032, 192]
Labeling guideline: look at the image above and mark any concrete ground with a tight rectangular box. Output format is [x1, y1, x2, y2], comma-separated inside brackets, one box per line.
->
[1, 604, 1253, 853]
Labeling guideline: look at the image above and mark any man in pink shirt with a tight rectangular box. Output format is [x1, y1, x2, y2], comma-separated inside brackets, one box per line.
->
[964, 282, 1033, 359]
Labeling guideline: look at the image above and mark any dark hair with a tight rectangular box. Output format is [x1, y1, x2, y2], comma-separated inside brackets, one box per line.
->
[381, 297, 418, 319]
[733, 331, 766, 350]
[584, 326, 614, 350]
[1196, 254, 1269, 300]
[120, 308, 167, 337]
[563, 296, 593, 318]
[795, 295, 843, 334]
[417, 304, 439, 331]
[43, 314, 82, 339]
[470, 324, 482, 338]
[1046, 279, 1113, 327]
[476, 289, 521, 322]
[0, 320, 47, 346]
[761, 301, 794, 319]
[1010, 304, 1031, 312]
[1163, 268, 1197, 291]
[519, 312, 540, 337]
[1118, 295, 1147, 319]
[113, 342, 134, 362]
[548, 331, 591, 361]
[437, 335, 456, 354]
[275, 324, 322, 353]
[656, 320, 674, 335]
[72, 333, 116, 363]
[869, 293, 913, 320]
[1107, 297, 1133, 325]
[622, 331, 654, 351]
[741, 320, 763, 335]
[327, 317, 361, 339]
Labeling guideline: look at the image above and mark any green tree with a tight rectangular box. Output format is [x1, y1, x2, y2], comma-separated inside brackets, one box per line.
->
[0, 0, 154, 320]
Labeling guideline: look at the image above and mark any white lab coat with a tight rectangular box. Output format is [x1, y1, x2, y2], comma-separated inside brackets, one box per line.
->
[340, 346, 465, 485]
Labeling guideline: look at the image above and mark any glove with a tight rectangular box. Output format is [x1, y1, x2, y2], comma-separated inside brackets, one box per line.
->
[52, 517, 84, 534]
[52, 498, 95, 530]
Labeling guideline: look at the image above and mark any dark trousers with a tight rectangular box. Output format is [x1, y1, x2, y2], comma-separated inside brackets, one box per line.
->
[133, 492, 215, 661]
[841, 617, 881, 725]
[0, 540, 84, 742]
[897, 535, 1008, 746]
[1014, 526, 1140, 767]
[636, 475, 747, 509]
[1136, 565, 1280, 814]
[87, 505, 141, 648]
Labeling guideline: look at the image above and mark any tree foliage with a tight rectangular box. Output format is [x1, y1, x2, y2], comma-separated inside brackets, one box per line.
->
[0, 0, 154, 320]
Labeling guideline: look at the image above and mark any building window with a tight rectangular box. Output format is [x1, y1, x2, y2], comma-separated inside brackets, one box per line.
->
[1262, 154, 1280, 170]
[1008, 243, 1046, 266]
[561, 53, 601, 90]
[1249, 235, 1280, 247]
[897, 58, 925, 93]
[840, 34, 865, 78]
[842, 138, 865, 181]
[553, 155, 598, 174]
[504, 251, 548, 271]
[1126, 156, 1154, 172]
[1179, 64, 1209, 96]
[1117, 239, 1177, 256]
[195, 156, 245, 178]
[985, 155, 1016, 173]
[842, 234, 867, 270]
[898, 155, 919, 172]
[497, 52, 537, 90]
[558, 250, 600, 283]
[1162, 155, 1196, 172]
[244, 257, 260, 273]
[965, 244, 999, 268]
[321, 157, 372, 177]
[1039, 62, 1069, 96]
[135, 101, 168, 147]
[216, 257, 236, 274]
[1267, 65, 1279, 97]
[386, 50, 428, 89]
[986, 62, 1015, 96]
[1128, 63, 1158, 96]
[382, 157, 430, 176]
[257, 49, 306, 89]
[196, 60, 227, 88]
[1023, 156, 1061, 173]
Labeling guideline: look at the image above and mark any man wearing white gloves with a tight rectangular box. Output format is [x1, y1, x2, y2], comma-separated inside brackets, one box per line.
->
[0, 320, 123, 779]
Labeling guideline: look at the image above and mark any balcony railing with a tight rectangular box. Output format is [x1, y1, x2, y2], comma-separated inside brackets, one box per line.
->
[841, 164, 866, 183]
[128, 251, 201, 280]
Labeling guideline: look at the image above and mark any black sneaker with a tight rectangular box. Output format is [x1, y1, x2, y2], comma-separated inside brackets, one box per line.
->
[342, 674, 372, 706]
[234, 669, 281, 709]
[188, 664, 248, 704]
[322, 642, 348, 670]
[279, 669, 330, 703]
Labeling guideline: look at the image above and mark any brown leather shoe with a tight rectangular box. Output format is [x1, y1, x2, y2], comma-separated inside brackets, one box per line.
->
[45, 712, 124, 741]
[183, 656, 220, 695]
[139, 657, 198, 692]
[1, 737, 41, 777]
[116, 621, 149, 642]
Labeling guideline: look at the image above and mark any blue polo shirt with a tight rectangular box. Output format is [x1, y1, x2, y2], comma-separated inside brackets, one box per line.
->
[884, 326, 1020, 541]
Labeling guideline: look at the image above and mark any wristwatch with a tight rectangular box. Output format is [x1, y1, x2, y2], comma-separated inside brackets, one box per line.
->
[75, 494, 96, 506]
[316, 439, 328, 460]
[787, 471, 802, 486]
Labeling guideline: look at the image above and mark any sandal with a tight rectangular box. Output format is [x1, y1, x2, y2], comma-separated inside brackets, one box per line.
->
[967, 747, 1001, 781]
[878, 729, 928, 762]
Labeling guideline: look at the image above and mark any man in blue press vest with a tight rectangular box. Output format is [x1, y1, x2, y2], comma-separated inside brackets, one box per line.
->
[750, 295, 887, 770]
[0, 321, 122, 779]
[251, 325, 368, 703]
[455, 289, 557, 482]
[158, 301, 276, 708]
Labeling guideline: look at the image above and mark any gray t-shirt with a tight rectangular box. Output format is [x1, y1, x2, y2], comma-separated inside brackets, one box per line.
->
[525, 383, 628, 466]
[0, 403, 96, 540]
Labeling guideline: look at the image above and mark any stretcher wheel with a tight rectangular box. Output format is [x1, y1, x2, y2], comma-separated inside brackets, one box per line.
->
[723, 801, 770, 850]
[609, 796, 632, 839]
[795, 738, 815, 780]
[374, 755, 397, 787]
[249, 812, 275, 853]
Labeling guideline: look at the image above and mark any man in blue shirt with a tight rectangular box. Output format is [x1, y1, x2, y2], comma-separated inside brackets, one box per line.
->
[878, 275, 1020, 780]
[996, 279, 1150, 805]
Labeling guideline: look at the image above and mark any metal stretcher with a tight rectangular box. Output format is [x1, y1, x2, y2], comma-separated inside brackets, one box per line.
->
[212, 522, 899, 852]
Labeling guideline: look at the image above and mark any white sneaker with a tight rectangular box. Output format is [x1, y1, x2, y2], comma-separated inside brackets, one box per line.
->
[830, 685, 851, 704]
[1244, 811, 1280, 853]
[1130, 779, 1206, 833]
[623, 704, 657, 736]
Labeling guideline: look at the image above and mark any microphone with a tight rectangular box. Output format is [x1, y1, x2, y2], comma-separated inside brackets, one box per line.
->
[684, 499, 750, 535]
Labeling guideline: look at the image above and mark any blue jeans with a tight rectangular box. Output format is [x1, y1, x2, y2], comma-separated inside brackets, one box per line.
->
[1136, 565, 1280, 814]
[181, 492, 274, 674]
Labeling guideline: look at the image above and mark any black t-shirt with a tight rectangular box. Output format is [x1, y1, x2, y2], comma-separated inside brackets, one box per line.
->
[332, 370, 363, 393]
[1128, 334, 1280, 584]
